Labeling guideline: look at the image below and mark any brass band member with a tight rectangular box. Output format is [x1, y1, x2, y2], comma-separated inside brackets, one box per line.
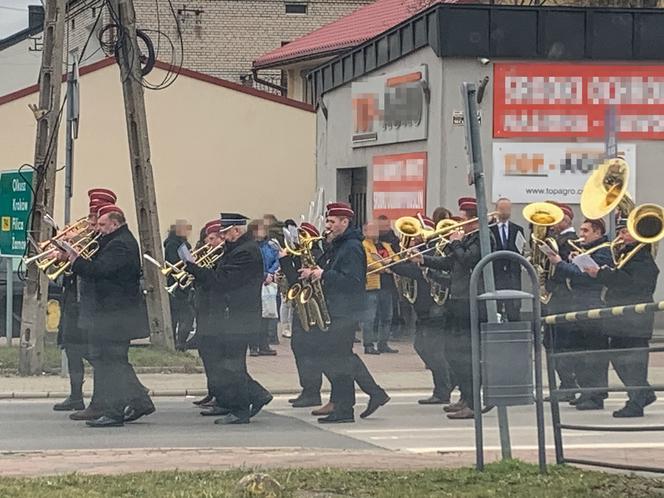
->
[185, 213, 272, 424]
[391, 213, 455, 405]
[413, 197, 489, 420]
[547, 218, 613, 410]
[299, 202, 375, 423]
[54, 189, 115, 415]
[585, 217, 659, 418]
[543, 202, 579, 401]
[164, 219, 194, 351]
[67, 204, 155, 427]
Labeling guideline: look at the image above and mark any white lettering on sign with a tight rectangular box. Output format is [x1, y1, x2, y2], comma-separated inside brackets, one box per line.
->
[12, 178, 27, 192]
[12, 198, 28, 211]
[12, 218, 24, 230]
[11, 235, 26, 250]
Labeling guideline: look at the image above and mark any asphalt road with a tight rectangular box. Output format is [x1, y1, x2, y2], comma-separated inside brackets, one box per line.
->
[2, 392, 664, 457]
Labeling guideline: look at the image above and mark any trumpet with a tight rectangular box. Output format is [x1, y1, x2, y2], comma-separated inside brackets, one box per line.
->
[46, 235, 101, 281]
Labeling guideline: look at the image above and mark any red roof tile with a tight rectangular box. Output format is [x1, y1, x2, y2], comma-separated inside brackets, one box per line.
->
[253, 0, 464, 69]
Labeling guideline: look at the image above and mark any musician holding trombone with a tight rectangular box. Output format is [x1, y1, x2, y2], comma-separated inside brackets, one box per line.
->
[410, 197, 492, 420]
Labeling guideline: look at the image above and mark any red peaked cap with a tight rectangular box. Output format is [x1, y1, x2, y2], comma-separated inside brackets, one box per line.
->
[325, 202, 354, 218]
[204, 220, 222, 236]
[553, 202, 574, 220]
[458, 197, 477, 212]
[97, 204, 124, 218]
[299, 222, 320, 238]
[419, 214, 435, 230]
[88, 188, 117, 204]
[88, 199, 113, 215]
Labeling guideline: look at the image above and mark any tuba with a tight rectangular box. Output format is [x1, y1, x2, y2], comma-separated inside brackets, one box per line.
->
[580, 157, 634, 221]
[615, 203, 664, 269]
[523, 202, 565, 304]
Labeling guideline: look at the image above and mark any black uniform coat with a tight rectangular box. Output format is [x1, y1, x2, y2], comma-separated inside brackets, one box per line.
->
[318, 227, 366, 319]
[186, 232, 263, 338]
[391, 260, 445, 324]
[491, 220, 525, 291]
[71, 224, 147, 343]
[544, 229, 578, 315]
[551, 236, 613, 311]
[163, 231, 190, 287]
[596, 243, 659, 339]
[57, 274, 87, 346]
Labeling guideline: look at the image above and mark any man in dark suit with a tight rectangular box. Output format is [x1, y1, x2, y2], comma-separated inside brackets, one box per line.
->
[68, 204, 154, 428]
[490, 198, 525, 322]
[186, 213, 272, 424]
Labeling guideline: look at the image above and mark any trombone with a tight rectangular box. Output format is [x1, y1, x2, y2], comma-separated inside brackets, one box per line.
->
[367, 212, 499, 271]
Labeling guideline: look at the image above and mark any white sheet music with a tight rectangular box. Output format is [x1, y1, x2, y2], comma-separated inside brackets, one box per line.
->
[515, 231, 526, 254]
[572, 253, 599, 272]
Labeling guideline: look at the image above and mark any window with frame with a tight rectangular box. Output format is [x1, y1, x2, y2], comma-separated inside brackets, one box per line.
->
[285, 3, 307, 15]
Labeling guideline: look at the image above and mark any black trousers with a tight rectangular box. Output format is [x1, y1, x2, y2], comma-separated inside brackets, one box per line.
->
[88, 340, 152, 420]
[610, 336, 654, 408]
[545, 323, 579, 390]
[320, 318, 357, 413]
[291, 322, 323, 399]
[414, 322, 454, 400]
[198, 340, 214, 396]
[445, 300, 474, 409]
[63, 342, 99, 408]
[200, 334, 271, 417]
[574, 323, 609, 401]
[251, 318, 276, 351]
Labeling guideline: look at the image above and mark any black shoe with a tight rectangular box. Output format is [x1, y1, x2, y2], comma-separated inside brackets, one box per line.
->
[214, 413, 250, 425]
[258, 348, 277, 356]
[377, 343, 399, 354]
[249, 347, 260, 357]
[201, 406, 232, 417]
[86, 416, 124, 428]
[364, 345, 380, 355]
[360, 392, 390, 419]
[418, 396, 447, 405]
[318, 411, 355, 424]
[291, 397, 322, 408]
[193, 394, 213, 406]
[124, 404, 156, 423]
[613, 402, 644, 418]
[575, 398, 604, 411]
[53, 397, 85, 412]
[250, 394, 274, 418]
[288, 395, 301, 404]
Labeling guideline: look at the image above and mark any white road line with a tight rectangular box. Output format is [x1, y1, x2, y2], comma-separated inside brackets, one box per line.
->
[405, 442, 664, 453]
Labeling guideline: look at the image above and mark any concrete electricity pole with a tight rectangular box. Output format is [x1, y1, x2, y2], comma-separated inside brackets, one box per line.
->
[108, 0, 174, 349]
[19, 0, 67, 375]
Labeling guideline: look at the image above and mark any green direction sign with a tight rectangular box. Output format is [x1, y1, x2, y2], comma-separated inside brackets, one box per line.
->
[0, 170, 33, 256]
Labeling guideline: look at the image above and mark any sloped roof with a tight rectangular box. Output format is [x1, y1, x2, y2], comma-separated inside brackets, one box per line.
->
[253, 0, 464, 69]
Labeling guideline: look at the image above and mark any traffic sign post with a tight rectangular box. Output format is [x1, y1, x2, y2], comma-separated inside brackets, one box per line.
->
[1, 170, 33, 347]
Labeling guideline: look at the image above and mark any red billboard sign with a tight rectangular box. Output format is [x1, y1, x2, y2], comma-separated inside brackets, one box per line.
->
[372, 152, 427, 220]
[493, 63, 664, 139]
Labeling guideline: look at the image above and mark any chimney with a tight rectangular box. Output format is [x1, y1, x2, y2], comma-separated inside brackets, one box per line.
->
[28, 5, 45, 30]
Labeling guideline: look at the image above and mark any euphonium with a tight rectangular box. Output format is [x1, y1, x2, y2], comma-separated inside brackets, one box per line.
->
[523, 202, 565, 304]
[392, 216, 420, 305]
[580, 157, 634, 221]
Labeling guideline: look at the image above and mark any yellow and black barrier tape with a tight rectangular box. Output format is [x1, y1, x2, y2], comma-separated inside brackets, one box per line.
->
[543, 301, 664, 325]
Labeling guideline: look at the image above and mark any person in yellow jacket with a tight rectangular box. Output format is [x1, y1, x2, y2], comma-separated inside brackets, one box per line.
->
[361, 220, 399, 355]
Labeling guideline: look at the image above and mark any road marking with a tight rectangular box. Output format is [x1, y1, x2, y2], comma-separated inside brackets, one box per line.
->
[406, 442, 664, 453]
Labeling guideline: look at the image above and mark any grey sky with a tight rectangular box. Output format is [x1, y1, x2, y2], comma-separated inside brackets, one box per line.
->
[0, 0, 37, 39]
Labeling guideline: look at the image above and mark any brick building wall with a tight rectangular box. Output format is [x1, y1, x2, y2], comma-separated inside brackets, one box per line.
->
[62, 0, 374, 89]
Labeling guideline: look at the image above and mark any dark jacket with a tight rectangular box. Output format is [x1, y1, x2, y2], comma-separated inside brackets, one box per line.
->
[596, 243, 659, 339]
[164, 231, 190, 287]
[71, 224, 148, 343]
[544, 229, 577, 315]
[491, 220, 525, 291]
[551, 236, 613, 311]
[391, 260, 445, 323]
[318, 227, 366, 318]
[186, 232, 263, 337]
[421, 231, 487, 301]
[57, 274, 87, 346]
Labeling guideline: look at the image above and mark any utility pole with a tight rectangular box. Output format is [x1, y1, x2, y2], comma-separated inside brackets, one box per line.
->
[109, 0, 174, 349]
[19, 0, 67, 375]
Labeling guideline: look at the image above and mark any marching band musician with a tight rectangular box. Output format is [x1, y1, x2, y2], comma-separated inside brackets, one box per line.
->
[389, 214, 455, 406]
[543, 202, 579, 401]
[412, 197, 490, 420]
[54, 189, 115, 416]
[585, 217, 659, 418]
[66, 204, 155, 428]
[298, 202, 388, 423]
[547, 218, 613, 411]
[185, 213, 272, 425]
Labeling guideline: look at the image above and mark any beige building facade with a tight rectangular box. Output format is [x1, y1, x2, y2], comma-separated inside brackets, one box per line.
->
[0, 57, 316, 239]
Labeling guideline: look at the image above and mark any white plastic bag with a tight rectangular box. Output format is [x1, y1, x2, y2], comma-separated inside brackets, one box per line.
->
[262, 282, 279, 319]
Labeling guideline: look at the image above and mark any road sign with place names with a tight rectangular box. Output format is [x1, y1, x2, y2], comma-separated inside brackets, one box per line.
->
[0, 170, 33, 257]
